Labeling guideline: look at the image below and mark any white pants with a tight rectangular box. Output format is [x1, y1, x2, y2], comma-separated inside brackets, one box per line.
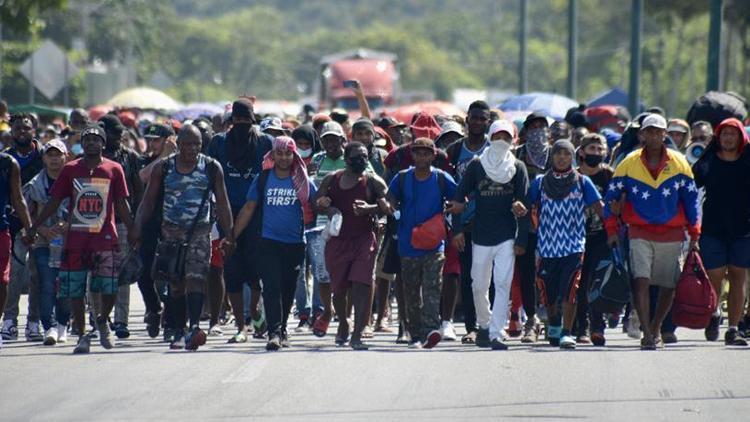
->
[471, 240, 515, 341]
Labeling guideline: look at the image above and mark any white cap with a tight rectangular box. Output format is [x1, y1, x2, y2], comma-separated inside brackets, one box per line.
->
[641, 114, 667, 130]
[489, 119, 515, 138]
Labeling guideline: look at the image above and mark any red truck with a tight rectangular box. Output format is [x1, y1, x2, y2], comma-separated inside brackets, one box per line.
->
[318, 49, 398, 112]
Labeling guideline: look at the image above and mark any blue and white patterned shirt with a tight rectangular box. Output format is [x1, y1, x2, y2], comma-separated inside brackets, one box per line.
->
[528, 174, 601, 258]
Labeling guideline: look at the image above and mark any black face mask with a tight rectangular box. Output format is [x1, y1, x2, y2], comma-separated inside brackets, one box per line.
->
[349, 156, 367, 174]
[583, 153, 604, 167]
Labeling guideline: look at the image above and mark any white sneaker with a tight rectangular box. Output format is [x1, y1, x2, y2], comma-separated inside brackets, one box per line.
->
[26, 321, 43, 342]
[408, 341, 423, 349]
[57, 325, 68, 343]
[43, 327, 58, 346]
[208, 325, 223, 337]
[440, 321, 457, 341]
[627, 309, 641, 339]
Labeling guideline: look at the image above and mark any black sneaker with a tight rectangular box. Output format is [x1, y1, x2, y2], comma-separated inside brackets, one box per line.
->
[661, 331, 678, 344]
[114, 323, 130, 339]
[280, 330, 290, 348]
[266, 334, 281, 351]
[725, 328, 748, 346]
[490, 338, 508, 350]
[73, 335, 91, 354]
[163, 327, 176, 343]
[145, 312, 161, 339]
[705, 316, 720, 341]
[476, 328, 491, 348]
[739, 316, 750, 338]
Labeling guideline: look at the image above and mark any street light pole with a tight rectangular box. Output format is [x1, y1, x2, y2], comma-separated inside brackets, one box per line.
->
[628, 0, 643, 117]
[706, 0, 723, 91]
[519, 0, 528, 94]
[567, 0, 578, 100]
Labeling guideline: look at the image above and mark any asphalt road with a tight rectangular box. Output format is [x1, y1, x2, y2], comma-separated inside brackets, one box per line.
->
[1, 291, 749, 421]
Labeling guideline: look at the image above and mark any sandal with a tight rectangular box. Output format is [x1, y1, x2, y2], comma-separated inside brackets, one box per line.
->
[461, 331, 477, 344]
[312, 316, 330, 338]
[640, 336, 656, 350]
[374, 322, 393, 333]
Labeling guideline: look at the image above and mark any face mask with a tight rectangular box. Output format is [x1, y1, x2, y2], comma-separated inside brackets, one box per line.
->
[583, 153, 604, 167]
[349, 156, 367, 174]
[526, 128, 549, 145]
[298, 148, 312, 158]
[490, 139, 511, 156]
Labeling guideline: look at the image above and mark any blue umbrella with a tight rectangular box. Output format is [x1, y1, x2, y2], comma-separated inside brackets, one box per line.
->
[172, 103, 224, 121]
[499, 92, 578, 120]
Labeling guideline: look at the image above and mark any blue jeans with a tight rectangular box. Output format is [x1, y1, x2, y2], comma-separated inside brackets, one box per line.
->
[295, 230, 327, 318]
[34, 247, 70, 331]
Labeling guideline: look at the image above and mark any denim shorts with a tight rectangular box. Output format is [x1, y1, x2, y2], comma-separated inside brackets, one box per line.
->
[699, 235, 750, 270]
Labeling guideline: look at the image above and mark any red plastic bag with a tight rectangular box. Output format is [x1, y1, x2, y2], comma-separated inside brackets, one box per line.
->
[672, 251, 717, 329]
[411, 213, 446, 250]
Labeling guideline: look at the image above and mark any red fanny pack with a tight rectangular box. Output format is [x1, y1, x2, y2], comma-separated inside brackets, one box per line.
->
[411, 213, 446, 250]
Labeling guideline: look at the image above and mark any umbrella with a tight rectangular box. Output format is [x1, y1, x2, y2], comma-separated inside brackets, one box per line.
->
[387, 101, 465, 125]
[106, 87, 181, 111]
[9, 104, 70, 120]
[499, 92, 578, 120]
[171, 103, 224, 121]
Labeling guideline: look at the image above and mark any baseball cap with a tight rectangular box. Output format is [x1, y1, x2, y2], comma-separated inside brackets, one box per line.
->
[667, 119, 689, 133]
[260, 117, 285, 133]
[43, 138, 68, 155]
[144, 123, 175, 139]
[379, 116, 406, 129]
[319, 121, 345, 138]
[81, 124, 107, 143]
[410, 137, 436, 152]
[523, 111, 550, 128]
[439, 120, 464, 137]
[352, 117, 375, 134]
[489, 119, 515, 138]
[641, 114, 667, 130]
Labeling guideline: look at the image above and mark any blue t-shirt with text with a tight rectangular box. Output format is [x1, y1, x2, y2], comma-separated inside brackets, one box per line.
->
[247, 171, 317, 244]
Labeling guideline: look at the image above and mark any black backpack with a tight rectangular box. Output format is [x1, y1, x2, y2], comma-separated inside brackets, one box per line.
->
[686, 91, 748, 128]
[588, 247, 632, 314]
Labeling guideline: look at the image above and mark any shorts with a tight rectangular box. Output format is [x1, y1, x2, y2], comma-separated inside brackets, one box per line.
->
[629, 238, 682, 288]
[211, 239, 224, 268]
[0, 229, 10, 284]
[154, 223, 211, 293]
[225, 230, 261, 293]
[325, 232, 377, 295]
[443, 236, 461, 276]
[699, 235, 750, 270]
[536, 253, 583, 306]
[59, 249, 122, 298]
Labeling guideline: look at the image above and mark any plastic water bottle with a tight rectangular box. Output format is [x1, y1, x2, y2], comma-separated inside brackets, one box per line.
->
[49, 235, 63, 269]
